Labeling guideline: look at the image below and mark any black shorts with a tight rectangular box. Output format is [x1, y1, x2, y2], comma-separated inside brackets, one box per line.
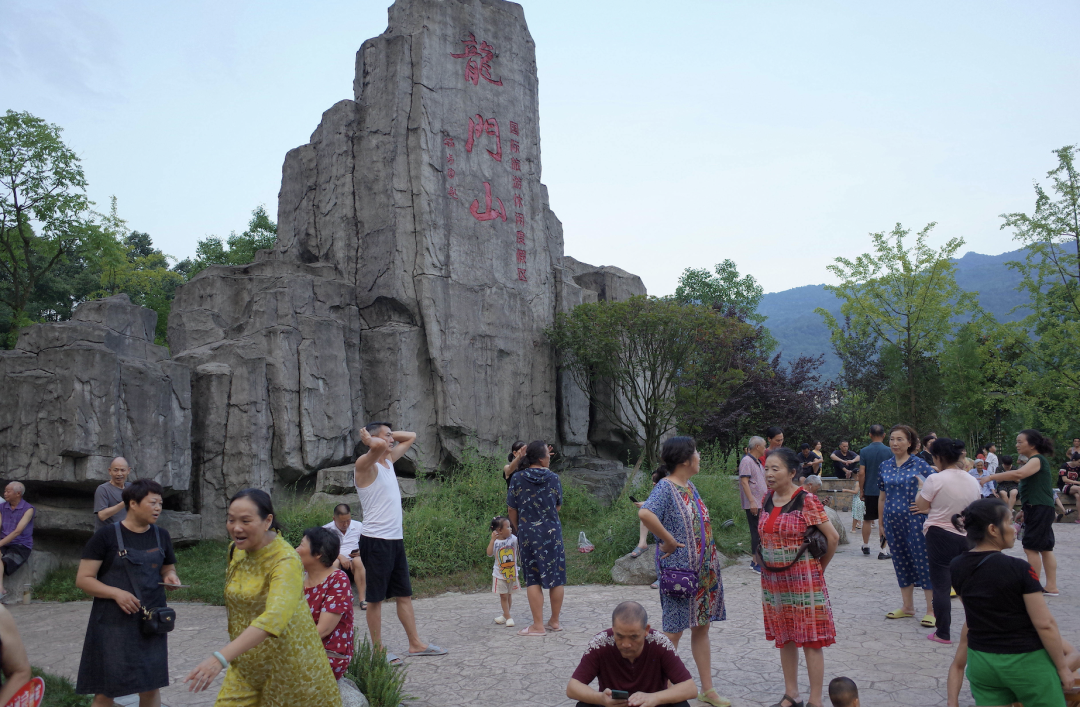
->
[358, 536, 412, 602]
[1, 544, 31, 576]
[863, 495, 880, 521]
[1022, 504, 1056, 552]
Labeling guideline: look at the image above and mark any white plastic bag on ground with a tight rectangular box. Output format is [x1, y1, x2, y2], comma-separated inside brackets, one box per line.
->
[578, 531, 594, 553]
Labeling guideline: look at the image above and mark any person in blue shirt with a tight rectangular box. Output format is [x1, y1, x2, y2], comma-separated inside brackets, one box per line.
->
[857, 425, 891, 559]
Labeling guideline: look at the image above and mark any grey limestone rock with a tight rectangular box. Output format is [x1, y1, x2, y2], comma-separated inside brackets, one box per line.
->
[823, 505, 849, 545]
[0, 550, 59, 603]
[611, 544, 657, 585]
[558, 458, 631, 507]
[337, 677, 369, 707]
[0, 295, 191, 494]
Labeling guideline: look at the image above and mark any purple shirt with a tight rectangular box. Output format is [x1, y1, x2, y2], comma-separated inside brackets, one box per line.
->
[738, 454, 767, 509]
[0, 499, 34, 549]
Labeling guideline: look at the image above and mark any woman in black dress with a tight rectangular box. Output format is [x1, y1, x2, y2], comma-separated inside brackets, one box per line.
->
[76, 479, 182, 706]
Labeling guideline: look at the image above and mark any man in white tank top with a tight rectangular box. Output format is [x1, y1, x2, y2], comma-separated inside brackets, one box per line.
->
[355, 423, 446, 665]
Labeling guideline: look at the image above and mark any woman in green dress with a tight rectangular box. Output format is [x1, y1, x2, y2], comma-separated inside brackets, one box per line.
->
[184, 489, 341, 706]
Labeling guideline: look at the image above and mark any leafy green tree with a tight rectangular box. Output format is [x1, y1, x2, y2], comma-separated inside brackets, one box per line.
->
[1001, 145, 1080, 428]
[816, 223, 976, 429]
[549, 296, 756, 466]
[0, 110, 113, 342]
[674, 259, 766, 324]
[175, 205, 277, 278]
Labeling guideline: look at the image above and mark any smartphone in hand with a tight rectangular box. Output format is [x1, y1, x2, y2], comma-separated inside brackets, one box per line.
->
[629, 495, 639, 504]
[609, 690, 629, 700]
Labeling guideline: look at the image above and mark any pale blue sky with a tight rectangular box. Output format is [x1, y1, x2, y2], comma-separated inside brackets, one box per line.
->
[2, 1, 1077, 294]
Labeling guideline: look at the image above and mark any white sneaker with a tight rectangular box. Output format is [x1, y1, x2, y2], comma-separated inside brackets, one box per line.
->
[505, 618, 515, 627]
[494, 615, 506, 625]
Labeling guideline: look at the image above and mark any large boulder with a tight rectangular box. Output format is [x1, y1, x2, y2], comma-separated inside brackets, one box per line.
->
[0, 294, 191, 496]
[611, 545, 657, 585]
[338, 678, 369, 707]
[823, 505, 849, 545]
[559, 458, 631, 507]
[0, 550, 59, 604]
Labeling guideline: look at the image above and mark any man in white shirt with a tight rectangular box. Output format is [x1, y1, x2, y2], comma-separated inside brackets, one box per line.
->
[323, 503, 367, 607]
[355, 422, 446, 665]
[984, 443, 1000, 476]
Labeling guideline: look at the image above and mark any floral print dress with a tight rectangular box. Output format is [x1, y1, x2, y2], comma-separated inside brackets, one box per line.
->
[506, 467, 566, 589]
[880, 455, 934, 589]
[758, 488, 836, 648]
[304, 569, 355, 680]
[642, 478, 726, 633]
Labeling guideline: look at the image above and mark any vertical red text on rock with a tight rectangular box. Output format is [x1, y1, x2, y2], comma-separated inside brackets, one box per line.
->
[465, 115, 501, 162]
[450, 33, 503, 87]
[468, 182, 506, 222]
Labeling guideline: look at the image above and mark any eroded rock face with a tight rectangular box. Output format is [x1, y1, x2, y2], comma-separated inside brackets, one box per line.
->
[0, 294, 191, 493]
[611, 544, 658, 585]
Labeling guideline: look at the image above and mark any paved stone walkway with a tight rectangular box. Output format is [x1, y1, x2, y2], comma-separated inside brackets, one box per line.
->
[12, 512, 1080, 706]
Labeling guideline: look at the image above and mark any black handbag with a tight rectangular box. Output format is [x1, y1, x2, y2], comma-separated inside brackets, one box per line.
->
[754, 489, 830, 573]
[115, 523, 176, 635]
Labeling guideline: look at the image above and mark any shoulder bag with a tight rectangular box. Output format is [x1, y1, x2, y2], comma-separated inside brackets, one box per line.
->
[115, 523, 176, 635]
[656, 481, 708, 599]
[754, 489, 829, 573]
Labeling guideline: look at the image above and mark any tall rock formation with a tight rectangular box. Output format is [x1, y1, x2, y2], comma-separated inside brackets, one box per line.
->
[165, 0, 646, 532]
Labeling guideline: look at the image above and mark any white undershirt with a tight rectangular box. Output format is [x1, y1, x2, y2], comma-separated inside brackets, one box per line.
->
[355, 459, 404, 540]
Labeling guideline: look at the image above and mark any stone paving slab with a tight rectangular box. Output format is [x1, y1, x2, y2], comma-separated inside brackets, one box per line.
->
[12, 512, 1080, 706]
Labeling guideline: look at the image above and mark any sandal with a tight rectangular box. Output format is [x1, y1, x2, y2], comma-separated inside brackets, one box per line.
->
[698, 689, 732, 707]
[629, 546, 646, 558]
[386, 652, 402, 666]
[886, 609, 914, 619]
[770, 696, 803, 707]
[921, 614, 936, 627]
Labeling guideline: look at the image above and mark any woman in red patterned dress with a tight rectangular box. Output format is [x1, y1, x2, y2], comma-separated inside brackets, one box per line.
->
[757, 447, 839, 707]
[299, 527, 356, 680]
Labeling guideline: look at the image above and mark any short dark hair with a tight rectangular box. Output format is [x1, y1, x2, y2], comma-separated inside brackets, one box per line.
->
[611, 601, 648, 629]
[490, 515, 510, 532]
[890, 424, 919, 454]
[921, 434, 936, 450]
[364, 421, 391, 434]
[302, 527, 340, 567]
[520, 440, 551, 469]
[799, 442, 810, 451]
[869, 424, 885, 438]
[952, 498, 1010, 544]
[1019, 429, 1054, 455]
[656, 437, 697, 478]
[333, 504, 351, 516]
[122, 479, 164, 510]
[228, 488, 282, 531]
[1000, 454, 1014, 466]
[828, 677, 859, 707]
[930, 438, 966, 467]
[765, 426, 783, 440]
[766, 447, 801, 476]
[838, 439, 849, 446]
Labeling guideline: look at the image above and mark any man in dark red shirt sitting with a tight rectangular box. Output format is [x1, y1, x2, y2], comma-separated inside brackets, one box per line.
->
[566, 601, 697, 707]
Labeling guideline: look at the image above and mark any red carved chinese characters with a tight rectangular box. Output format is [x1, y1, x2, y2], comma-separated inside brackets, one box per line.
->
[509, 121, 519, 136]
[514, 195, 523, 208]
[516, 231, 525, 244]
[511, 158, 521, 172]
[448, 186, 459, 199]
[518, 268, 528, 281]
[517, 249, 527, 264]
[469, 182, 506, 222]
[512, 176, 522, 190]
[450, 33, 503, 87]
[510, 139, 520, 154]
[465, 115, 501, 162]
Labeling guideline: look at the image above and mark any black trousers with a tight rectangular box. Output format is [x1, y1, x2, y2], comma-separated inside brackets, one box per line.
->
[746, 509, 761, 560]
[925, 526, 969, 641]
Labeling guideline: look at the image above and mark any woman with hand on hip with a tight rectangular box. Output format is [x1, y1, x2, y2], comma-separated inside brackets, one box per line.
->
[913, 438, 980, 645]
[879, 424, 936, 628]
[757, 447, 839, 707]
[639, 436, 730, 707]
[184, 489, 340, 706]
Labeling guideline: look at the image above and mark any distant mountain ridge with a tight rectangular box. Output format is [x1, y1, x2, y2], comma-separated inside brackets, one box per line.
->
[758, 249, 1031, 379]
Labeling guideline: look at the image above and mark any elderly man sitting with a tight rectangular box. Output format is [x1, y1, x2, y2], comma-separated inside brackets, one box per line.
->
[566, 601, 697, 707]
[0, 482, 34, 600]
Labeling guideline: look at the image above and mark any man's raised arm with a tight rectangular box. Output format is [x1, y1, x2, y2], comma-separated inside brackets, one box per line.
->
[354, 428, 388, 488]
[389, 430, 417, 462]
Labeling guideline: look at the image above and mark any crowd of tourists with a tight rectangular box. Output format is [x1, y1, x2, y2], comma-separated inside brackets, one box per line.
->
[0, 419, 1078, 706]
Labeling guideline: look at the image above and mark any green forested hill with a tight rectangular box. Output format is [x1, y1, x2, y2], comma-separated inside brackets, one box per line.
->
[759, 249, 1031, 378]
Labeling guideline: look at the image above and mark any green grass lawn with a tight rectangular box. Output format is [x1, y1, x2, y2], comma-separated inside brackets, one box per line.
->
[35, 445, 751, 605]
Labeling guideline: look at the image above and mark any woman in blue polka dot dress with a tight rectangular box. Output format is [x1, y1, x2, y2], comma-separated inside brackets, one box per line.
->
[878, 424, 936, 627]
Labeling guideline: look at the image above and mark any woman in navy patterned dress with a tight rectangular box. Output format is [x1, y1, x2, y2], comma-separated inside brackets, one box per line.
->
[640, 437, 730, 707]
[507, 440, 566, 637]
[879, 424, 935, 627]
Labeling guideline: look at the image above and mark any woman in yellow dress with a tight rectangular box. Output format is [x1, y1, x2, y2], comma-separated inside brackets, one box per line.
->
[184, 489, 342, 706]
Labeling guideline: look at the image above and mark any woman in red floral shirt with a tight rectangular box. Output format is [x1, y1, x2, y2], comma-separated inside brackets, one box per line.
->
[757, 447, 840, 707]
[299, 527, 355, 680]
